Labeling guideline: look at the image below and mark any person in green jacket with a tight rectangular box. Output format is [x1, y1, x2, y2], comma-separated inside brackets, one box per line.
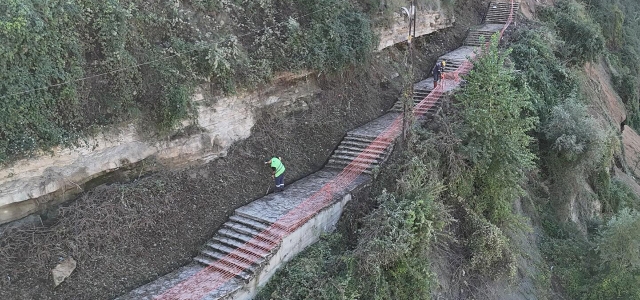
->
[264, 156, 286, 192]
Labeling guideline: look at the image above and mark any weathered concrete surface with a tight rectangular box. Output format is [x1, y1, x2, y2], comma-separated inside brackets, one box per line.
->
[119, 169, 370, 299]
[0, 76, 319, 225]
[349, 113, 402, 138]
[116, 264, 214, 300]
[236, 170, 369, 224]
[377, 7, 454, 51]
[439, 46, 478, 64]
[413, 76, 463, 94]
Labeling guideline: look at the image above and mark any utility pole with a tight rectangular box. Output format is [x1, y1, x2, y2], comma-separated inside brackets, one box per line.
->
[401, 0, 416, 143]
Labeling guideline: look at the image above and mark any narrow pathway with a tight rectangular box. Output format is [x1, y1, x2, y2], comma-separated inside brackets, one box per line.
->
[118, 1, 518, 299]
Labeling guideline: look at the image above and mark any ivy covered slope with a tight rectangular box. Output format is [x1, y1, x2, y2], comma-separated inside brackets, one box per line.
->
[0, 0, 377, 164]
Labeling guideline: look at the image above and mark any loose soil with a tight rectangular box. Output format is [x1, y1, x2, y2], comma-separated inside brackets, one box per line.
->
[0, 1, 487, 298]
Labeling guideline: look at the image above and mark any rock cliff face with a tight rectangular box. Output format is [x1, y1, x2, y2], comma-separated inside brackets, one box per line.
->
[0, 8, 454, 225]
[377, 9, 454, 50]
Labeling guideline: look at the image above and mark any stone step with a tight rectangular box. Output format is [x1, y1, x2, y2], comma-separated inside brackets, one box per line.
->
[343, 134, 377, 144]
[326, 161, 374, 174]
[342, 137, 392, 150]
[329, 154, 381, 165]
[441, 60, 463, 66]
[328, 157, 378, 167]
[217, 228, 281, 247]
[413, 89, 432, 95]
[469, 30, 501, 34]
[228, 214, 271, 232]
[339, 139, 389, 152]
[391, 100, 439, 112]
[336, 145, 386, 157]
[413, 87, 433, 93]
[206, 240, 270, 259]
[211, 235, 275, 255]
[193, 255, 253, 282]
[223, 221, 263, 237]
[333, 149, 384, 160]
[414, 105, 441, 115]
[199, 248, 261, 273]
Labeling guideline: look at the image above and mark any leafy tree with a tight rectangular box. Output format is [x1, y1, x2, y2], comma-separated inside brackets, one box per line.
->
[597, 208, 640, 272]
[589, 208, 640, 299]
[540, 0, 605, 65]
[542, 99, 604, 163]
[456, 34, 537, 224]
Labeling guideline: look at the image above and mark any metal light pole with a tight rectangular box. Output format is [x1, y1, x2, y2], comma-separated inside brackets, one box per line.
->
[401, 0, 416, 143]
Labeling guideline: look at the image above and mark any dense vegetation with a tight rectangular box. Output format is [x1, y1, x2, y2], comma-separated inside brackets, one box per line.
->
[0, 0, 378, 163]
[583, 0, 640, 130]
[257, 0, 640, 299]
[257, 36, 537, 299]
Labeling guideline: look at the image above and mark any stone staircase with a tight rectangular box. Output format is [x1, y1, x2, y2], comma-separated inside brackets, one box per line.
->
[390, 85, 433, 112]
[326, 113, 399, 174]
[118, 2, 520, 299]
[193, 214, 275, 283]
[463, 23, 505, 46]
[485, 1, 520, 24]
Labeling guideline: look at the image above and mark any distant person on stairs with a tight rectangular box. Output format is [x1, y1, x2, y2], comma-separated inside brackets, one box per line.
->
[432, 60, 446, 89]
[264, 156, 286, 192]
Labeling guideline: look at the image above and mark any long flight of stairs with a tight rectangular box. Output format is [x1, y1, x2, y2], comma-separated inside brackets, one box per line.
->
[326, 133, 392, 174]
[194, 214, 275, 282]
[118, 1, 520, 299]
[485, 1, 520, 24]
[465, 1, 518, 46]
[390, 85, 434, 113]
[325, 113, 399, 174]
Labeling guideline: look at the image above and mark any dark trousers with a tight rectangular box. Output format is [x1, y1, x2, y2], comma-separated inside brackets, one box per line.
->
[275, 173, 285, 192]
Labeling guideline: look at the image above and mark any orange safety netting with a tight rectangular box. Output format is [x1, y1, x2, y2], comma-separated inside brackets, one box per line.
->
[156, 1, 515, 299]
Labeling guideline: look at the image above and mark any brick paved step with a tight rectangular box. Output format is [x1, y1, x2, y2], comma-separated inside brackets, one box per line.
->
[202, 244, 267, 266]
[391, 97, 440, 110]
[336, 144, 386, 155]
[343, 134, 377, 144]
[485, 2, 519, 23]
[199, 249, 262, 273]
[414, 106, 441, 115]
[228, 214, 271, 232]
[329, 154, 381, 166]
[210, 235, 275, 255]
[193, 255, 253, 282]
[326, 160, 375, 174]
[333, 149, 384, 160]
[338, 139, 389, 152]
[205, 240, 270, 259]
[329, 155, 380, 166]
[223, 221, 263, 237]
[217, 228, 281, 246]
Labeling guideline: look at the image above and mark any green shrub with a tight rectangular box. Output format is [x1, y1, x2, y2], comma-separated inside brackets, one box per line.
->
[539, 0, 605, 65]
[542, 99, 604, 163]
[597, 208, 640, 272]
[510, 27, 578, 122]
[456, 35, 537, 224]
[465, 206, 517, 278]
[0, 0, 377, 163]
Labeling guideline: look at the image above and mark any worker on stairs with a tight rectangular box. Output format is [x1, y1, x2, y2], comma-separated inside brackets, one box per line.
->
[432, 60, 446, 89]
[264, 156, 286, 192]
